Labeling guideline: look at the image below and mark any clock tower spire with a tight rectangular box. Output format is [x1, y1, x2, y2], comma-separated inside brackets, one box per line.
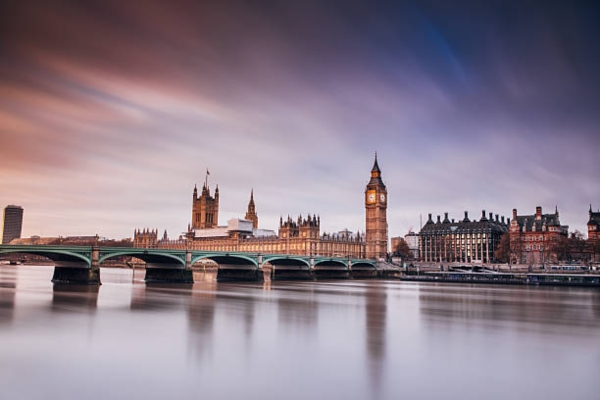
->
[365, 153, 388, 260]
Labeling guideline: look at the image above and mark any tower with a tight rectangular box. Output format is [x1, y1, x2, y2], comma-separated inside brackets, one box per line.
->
[191, 180, 219, 230]
[245, 189, 259, 229]
[2, 205, 24, 244]
[365, 154, 388, 260]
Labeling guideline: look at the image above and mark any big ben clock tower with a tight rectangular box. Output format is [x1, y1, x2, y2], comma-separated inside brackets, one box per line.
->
[365, 153, 388, 260]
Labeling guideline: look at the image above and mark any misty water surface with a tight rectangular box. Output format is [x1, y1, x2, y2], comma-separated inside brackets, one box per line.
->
[0, 265, 599, 400]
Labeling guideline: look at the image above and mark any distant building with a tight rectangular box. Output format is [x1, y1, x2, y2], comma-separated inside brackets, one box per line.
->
[404, 231, 419, 260]
[588, 205, 600, 242]
[587, 205, 600, 263]
[2, 205, 24, 244]
[419, 210, 508, 263]
[191, 182, 219, 229]
[134, 167, 376, 258]
[390, 236, 402, 254]
[509, 206, 568, 265]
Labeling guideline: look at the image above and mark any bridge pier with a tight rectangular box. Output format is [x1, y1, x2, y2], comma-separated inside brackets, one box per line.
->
[145, 268, 194, 283]
[144, 250, 193, 283]
[51, 245, 101, 285]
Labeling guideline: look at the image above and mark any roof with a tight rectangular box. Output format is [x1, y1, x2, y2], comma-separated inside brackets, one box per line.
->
[419, 217, 508, 235]
[515, 213, 562, 230]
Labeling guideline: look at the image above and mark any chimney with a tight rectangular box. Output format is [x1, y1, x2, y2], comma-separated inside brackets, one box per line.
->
[436, 215, 441, 224]
[512, 209, 517, 219]
[489, 212, 493, 221]
[495, 214, 499, 222]
[536, 206, 542, 219]
[507, 218, 511, 225]
[463, 211, 470, 222]
[501, 216, 505, 224]
[443, 212, 450, 223]
[452, 219, 455, 223]
[481, 210, 487, 221]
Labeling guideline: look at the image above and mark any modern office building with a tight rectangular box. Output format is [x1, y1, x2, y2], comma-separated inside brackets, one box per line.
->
[2, 205, 24, 244]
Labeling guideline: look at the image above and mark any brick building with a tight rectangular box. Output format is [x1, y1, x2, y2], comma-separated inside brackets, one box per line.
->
[509, 206, 568, 265]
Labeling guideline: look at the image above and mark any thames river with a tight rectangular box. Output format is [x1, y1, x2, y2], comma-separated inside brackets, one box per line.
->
[0, 265, 599, 400]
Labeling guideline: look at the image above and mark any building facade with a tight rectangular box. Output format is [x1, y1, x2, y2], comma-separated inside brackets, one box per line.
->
[135, 175, 370, 258]
[587, 205, 600, 263]
[509, 206, 568, 265]
[2, 205, 24, 245]
[588, 205, 600, 242]
[419, 210, 508, 263]
[404, 231, 419, 260]
[365, 154, 388, 260]
[191, 183, 219, 229]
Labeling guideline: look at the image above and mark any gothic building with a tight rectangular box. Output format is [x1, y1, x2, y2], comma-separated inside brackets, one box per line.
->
[419, 210, 508, 263]
[245, 190, 258, 229]
[134, 168, 373, 258]
[365, 154, 388, 260]
[509, 206, 568, 265]
[191, 183, 219, 229]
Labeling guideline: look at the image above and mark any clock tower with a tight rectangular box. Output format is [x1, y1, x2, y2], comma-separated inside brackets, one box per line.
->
[365, 154, 388, 260]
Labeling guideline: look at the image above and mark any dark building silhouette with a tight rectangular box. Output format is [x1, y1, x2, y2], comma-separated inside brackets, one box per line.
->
[2, 205, 23, 245]
[419, 210, 508, 263]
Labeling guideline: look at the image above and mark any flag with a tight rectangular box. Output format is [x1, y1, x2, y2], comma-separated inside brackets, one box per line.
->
[206, 169, 210, 176]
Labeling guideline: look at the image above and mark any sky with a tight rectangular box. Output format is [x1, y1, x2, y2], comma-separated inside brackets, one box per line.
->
[1, 0, 599, 240]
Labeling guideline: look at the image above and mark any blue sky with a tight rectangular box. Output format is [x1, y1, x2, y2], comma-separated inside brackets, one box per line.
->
[1, 0, 599, 239]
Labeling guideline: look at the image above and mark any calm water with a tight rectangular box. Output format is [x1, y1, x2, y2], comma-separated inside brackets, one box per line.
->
[1, 265, 599, 400]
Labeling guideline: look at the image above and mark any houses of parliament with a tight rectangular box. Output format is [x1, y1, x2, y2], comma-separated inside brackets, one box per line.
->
[134, 156, 389, 260]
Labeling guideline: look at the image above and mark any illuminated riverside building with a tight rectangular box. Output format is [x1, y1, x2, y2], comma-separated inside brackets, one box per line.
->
[419, 210, 508, 263]
[134, 184, 367, 258]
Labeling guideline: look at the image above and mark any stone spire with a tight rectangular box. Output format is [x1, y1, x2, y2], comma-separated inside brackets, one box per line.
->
[245, 189, 258, 229]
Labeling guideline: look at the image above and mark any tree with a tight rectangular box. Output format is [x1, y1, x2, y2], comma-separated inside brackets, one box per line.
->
[494, 233, 510, 263]
[393, 240, 413, 260]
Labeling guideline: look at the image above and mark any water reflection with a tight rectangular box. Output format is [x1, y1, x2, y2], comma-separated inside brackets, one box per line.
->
[2, 267, 599, 400]
[418, 284, 600, 333]
[130, 283, 193, 311]
[365, 284, 387, 399]
[277, 285, 318, 330]
[187, 271, 217, 358]
[0, 267, 17, 325]
[51, 284, 99, 313]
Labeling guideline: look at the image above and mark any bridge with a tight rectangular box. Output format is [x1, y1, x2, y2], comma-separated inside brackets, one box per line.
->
[0, 244, 382, 284]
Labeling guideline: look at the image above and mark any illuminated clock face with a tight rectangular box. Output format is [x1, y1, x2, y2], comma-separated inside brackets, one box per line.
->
[380, 194, 386, 202]
[367, 192, 376, 203]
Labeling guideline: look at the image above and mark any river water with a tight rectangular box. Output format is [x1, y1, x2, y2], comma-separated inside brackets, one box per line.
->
[0, 265, 599, 400]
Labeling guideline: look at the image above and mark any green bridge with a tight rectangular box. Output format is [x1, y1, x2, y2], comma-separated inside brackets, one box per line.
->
[0, 244, 382, 284]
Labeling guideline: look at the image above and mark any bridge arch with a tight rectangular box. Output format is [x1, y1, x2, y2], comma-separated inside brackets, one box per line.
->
[0, 246, 91, 267]
[191, 253, 258, 267]
[350, 261, 377, 270]
[262, 255, 311, 269]
[99, 250, 185, 267]
[314, 259, 349, 269]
